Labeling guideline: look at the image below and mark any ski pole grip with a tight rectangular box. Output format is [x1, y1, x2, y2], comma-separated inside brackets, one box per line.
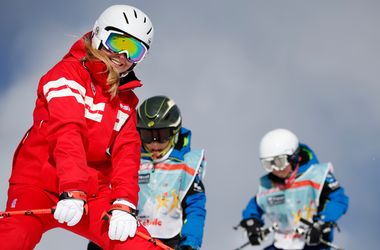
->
[300, 218, 313, 227]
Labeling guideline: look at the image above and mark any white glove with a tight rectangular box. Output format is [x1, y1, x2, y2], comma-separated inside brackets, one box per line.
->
[108, 199, 137, 241]
[54, 199, 84, 226]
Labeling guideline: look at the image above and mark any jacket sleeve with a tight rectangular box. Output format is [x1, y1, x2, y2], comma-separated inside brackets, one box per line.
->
[179, 174, 207, 249]
[41, 68, 92, 194]
[242, 196, 265, 224]
[317, 171, 349, 222]
[110, 109, 141, 206]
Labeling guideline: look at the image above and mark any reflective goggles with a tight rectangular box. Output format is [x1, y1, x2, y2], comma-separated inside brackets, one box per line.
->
[139, 128, 173, 144]
[260, 155, 290, 172]
[104, 32, 147, 63]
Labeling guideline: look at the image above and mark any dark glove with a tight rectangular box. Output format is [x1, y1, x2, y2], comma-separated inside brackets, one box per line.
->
[240, 218, 264, 245]
[305, 221, 332, 246]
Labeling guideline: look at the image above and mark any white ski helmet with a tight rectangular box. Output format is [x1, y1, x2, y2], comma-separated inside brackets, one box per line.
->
[260, 128, 299, 159]
[92, 5, 154, 52]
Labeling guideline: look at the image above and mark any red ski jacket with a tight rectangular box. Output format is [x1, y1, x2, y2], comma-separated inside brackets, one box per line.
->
[9, 34, 142, 206]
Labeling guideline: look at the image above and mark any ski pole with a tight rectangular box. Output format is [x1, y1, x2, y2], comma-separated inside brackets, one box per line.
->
[134, 230, 174, 250]
[233, 223, 279, 250]
[232, 222, 251, 250]
[298, 218, 343, 250]
[0, 208, 56, 219]
[234, 241, 250, 250]
[1, 208, 173, 250]
[101, 212, 174, 250]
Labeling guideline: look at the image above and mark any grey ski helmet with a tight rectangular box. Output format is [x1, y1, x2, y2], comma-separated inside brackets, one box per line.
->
[137, 95, 181, 133]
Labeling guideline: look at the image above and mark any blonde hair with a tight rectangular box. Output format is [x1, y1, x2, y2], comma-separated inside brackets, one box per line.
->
[83, 36, 120, 98]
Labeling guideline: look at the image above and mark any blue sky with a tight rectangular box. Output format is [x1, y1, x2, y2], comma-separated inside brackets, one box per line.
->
[1, 1, 379, 249]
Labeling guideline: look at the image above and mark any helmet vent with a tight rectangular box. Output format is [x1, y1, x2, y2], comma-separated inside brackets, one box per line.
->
[133, 9, 138, 18]
[123, 12, 129, 24]
[147, 27, 152, 35]
[144, 17, 147, 23]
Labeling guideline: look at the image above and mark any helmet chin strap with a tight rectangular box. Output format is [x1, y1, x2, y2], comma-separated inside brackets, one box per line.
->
[152, 146, 174, 163]
[284, 164, 299, 186]
[284, 155, 302, 186]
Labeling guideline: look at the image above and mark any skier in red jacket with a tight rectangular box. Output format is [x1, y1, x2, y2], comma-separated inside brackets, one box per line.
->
[0, 5, 161, 250]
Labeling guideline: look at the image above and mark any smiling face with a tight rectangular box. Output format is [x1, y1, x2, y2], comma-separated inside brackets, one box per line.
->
[101, 47, 134, 74]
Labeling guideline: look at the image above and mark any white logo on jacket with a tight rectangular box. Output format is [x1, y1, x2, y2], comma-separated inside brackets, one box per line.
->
[120, 104, 131, 111]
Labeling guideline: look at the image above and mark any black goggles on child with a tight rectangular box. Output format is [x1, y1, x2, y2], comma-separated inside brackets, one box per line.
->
[138, 128, 174, 144]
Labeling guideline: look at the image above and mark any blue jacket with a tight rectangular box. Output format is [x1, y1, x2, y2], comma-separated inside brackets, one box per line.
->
[242, 144, 349, 239]
[142, 127, 206, 249]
